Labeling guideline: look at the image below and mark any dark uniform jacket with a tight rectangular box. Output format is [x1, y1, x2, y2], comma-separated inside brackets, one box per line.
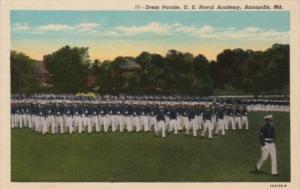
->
[169, 109, 177, 120]
[259, 123, 275, 146]
[156, 108, 165, 121]
[228, 108, 234, 116]
[217, 109, 224, 120]
[203, 109, 212, 122]
[235, 108, 241, 117]
[242, 108, 247, 116]
[188, 109, 196, 120]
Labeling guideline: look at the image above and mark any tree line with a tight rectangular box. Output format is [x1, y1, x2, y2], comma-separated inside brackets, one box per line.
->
[11, 43, 289, 96]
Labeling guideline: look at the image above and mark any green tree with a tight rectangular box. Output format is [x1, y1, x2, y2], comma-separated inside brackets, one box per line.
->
[214, 48, 250, 90]
[11, 51, 39, 94]
[193, 54, 213, 95]
[44, 46, 90, 93]
[264, 44, 289, 94]
[241, 51, 268, 96]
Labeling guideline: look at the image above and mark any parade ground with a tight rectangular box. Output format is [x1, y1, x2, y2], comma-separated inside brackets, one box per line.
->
[11, 112, 290, 182]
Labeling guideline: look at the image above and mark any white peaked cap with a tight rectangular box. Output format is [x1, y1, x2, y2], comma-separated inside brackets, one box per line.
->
[264, 115, 273, 120]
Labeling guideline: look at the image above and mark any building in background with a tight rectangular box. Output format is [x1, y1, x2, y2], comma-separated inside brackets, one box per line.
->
[34, 61, 53, 87]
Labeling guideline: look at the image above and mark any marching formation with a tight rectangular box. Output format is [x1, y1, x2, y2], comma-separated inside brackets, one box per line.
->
[246, 100, 289, 112]
[11, 94, 290, 112]
[11, 102, 251, 139]
[11, 94, 289, 138]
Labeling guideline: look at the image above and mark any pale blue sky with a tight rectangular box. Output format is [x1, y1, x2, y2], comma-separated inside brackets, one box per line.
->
[11, 11, 290, 61]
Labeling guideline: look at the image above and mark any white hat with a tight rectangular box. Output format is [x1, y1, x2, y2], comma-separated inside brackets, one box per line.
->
[264, 115, 273, 120]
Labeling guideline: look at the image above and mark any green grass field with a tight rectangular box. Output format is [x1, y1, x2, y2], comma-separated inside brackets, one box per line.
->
[11, 112, 290, 182]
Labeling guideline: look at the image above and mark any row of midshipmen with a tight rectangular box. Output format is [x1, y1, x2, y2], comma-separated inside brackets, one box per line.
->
[246, 100, 289, 112]
[11, 94, 289, 106]
[11, 103, 248, 138]
[11, 94, 217, 105]
[11, 99, 289, 113]
[11, 94, 289, 112]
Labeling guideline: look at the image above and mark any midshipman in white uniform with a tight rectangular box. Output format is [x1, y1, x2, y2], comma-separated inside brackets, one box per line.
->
[155, 105, 166, 138]
[215, 105, 225, 136]
[91, 105, 100, 133]
[234, 106, 242, 130]
[55, 104, 64, 134]
[64, 104, 73, 134]
[227, 105, 235, 130]
[46, 104, 56, 134]
[201, 105, 213, 139]
[241, 105, 249, 130]
[255, 115, 277, 176]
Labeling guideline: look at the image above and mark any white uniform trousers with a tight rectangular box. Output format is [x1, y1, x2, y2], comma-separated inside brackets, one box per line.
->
[13, 114, 19, 128]
[166, 118, 171, 132]
[110, 115, 118, 132]
[140, 115, 149, 132]
[177, 115, 184, 130]
[235, 116, 242, 129]
[256, 143, 277, 175]
[74, 115, 83, 133]
[11, 114, 16, 128]
[241, 116, 249, 130]
[106, 115, 112, 131]
[165, 116, 170, 131]
[98, 115, 105, 131]
[113, 114, 123, 132]
[22, 114, 27, 128]
[132, 116, 140, 132]
[182, 116, 189, 131]
[125, 116, 133, 132]
[201, 120, 213, 138]
[65, 116, 73, 134]
[227, 116, 235, 130]
[191, 118, 198, 136]
[33, 115, 40, 132]
[185, 119, 191, 135]
[29, 115, 33, 130]
[24, 114, 32, 128]
[114, 115, 121, 132]
[91, 115, 99, 132]
[186, 118, 198, 136]
[168, 119, 178, 134]
[148, 116, 156, 132]
[197, 115, 203, 130]
[56, 116, 64, 134]
[215, 119, 225, 136]
[116, 115, 124, 132]
[224, 115, 229, 130]
[82, 115, 92, 133]
[47, 115, 56, 134]
[212, 115, 217, 130]
[40, 116, 48, 134]
[17, 114, 23, 128]
[23, 114, 27, 127]
[156, 120, 166, 138]
[103, 116, 110, 132]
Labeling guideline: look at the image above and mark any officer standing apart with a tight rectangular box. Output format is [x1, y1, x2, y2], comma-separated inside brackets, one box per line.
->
[255, 115, 278, 176]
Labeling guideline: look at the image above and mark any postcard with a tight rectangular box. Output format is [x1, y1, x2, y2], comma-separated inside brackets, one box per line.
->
[0, 0, 299, 189]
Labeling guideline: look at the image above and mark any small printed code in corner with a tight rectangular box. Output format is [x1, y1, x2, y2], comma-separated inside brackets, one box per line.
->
[270, 184, 287, 188]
